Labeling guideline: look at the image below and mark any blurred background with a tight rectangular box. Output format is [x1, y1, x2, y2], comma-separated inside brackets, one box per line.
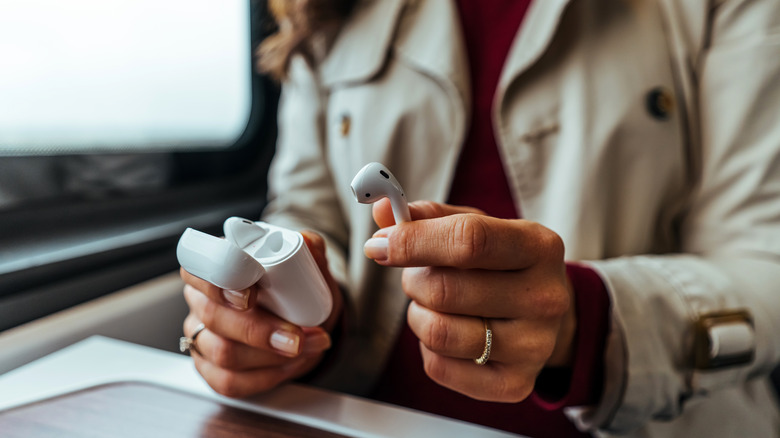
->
[0, 0, 278, 332]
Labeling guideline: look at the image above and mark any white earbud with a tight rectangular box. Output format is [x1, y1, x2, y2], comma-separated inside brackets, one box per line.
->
[177, 218, 333, 326]
[350, 162, 411, 224]
[224, 217, 268, 249]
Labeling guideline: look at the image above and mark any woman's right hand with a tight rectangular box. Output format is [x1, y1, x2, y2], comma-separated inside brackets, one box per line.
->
[180, 230, 343, 398]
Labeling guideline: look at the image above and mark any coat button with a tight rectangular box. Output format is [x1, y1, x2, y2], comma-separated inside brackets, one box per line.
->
[646, 87, 674, 120]
[339, 114, 351, 137]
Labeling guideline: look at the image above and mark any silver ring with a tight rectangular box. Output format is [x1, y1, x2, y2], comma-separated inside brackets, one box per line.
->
[180, 323, 206, 355]
[474, 318, 492, 366]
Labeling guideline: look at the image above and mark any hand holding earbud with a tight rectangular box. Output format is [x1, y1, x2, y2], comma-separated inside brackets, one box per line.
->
[351, 162, 411, 224]
[365, 200, 577, 403]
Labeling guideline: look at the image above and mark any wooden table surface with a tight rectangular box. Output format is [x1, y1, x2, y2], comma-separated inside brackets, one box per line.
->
[0, 382, 350, 438]
[0, 337, 519, 438]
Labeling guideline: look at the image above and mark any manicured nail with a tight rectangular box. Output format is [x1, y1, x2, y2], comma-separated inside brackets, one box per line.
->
[364, 237, 388, 261]
[302, 332, 332, 355]
[270, 330, 301, 357]
[222, 289, 250, 310]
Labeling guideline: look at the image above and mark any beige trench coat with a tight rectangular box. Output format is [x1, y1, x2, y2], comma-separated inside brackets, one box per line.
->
[262, 0, 780, 436]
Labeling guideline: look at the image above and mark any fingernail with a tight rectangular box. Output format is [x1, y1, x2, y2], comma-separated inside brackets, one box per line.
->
[364, 237, 388, 261]
[270, 330, 301, 357]
[372, 225, 396, 239]
[302, 332, 332, 355]
[221, 289, 250, 310]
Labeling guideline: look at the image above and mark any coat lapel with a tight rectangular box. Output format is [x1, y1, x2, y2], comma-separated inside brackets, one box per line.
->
[319, 0, 572, 131]
[319, 0, 470, 123]
[319, 0, 406, 87]
[391, 0, 471, 118]
[495, 0, 573, 101]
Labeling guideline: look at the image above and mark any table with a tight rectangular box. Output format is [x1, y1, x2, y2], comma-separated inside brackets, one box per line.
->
[0, 337, 520, 437]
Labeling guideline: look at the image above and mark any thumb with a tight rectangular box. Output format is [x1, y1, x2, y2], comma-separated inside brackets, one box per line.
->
[372, 199, 485, 228]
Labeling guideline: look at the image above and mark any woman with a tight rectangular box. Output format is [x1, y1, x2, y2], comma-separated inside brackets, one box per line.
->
[180, 0, 780, 436]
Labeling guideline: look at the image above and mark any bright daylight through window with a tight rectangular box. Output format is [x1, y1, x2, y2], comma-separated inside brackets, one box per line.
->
[0, 0, 253, 155]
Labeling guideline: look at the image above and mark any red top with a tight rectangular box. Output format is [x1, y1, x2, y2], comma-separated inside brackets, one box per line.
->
[368, 1, 612, 437]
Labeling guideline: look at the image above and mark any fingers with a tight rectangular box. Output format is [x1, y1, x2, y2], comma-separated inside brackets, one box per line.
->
[184, 284, 309, 357]
[191, 352, 313, 398]
[368, 200, 573, 403]
[367, 207, 565, 270]
[300, 229, 327, 257]
[184, 314, 331, 369]
[411, 297, 548, 403]
[180, 267, 257, 311]
[180, 228, 341, 399]
[419, 344, 538, 403]
[406, 301, 557, 366]
[372, 198, 486, 229]
[184, 315, 289, 369]
[402, 267, 571, 319]
[182, 288, 332, 399]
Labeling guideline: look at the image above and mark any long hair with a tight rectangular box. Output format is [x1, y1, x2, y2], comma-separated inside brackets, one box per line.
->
[257, 0, 357, 80]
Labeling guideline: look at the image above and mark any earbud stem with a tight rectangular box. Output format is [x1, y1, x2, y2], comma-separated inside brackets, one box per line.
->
[390, 194, 411, 223]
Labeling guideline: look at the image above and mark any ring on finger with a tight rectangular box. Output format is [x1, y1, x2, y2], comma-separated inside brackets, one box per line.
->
[180, 323, 207, 356]
[474, 318, 492, 366]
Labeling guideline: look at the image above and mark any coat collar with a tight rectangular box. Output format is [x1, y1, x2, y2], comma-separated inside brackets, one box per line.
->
[319, 0, 574, 110]
[318, 0, 470, 104]
[391, 0, 470, 115]
[496, 0, 573, 99]
[318, 0, 406, 87]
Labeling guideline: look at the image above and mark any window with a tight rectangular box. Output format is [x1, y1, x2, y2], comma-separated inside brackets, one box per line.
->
[0, 0, 252, 154]
[0, 0, 279, 331]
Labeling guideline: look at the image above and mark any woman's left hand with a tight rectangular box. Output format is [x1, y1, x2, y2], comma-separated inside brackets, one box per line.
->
[366, 199, 577, 403]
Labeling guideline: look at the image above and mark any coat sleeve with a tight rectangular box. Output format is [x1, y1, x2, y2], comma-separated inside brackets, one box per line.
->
[579, 0, 780, 433]
[262, 57, 350, 288]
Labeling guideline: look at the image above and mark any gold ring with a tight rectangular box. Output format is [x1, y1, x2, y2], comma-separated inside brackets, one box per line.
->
[179, 323, 206, 355]
[474, 318, 492, 366]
